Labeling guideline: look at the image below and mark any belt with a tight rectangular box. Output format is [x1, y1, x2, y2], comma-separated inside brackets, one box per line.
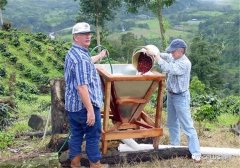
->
[168, 90, 187, 95]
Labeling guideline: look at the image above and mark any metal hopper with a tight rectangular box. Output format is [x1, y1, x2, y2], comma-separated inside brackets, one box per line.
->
[96, 64, 166, 154]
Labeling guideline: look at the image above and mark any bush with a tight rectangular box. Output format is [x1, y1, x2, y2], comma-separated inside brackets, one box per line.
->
[24, 37, 31, 43]
[2, 51, 12, 57]
[11, 38, 20, 47]
[31, 72, 49, 84]
[0, 67, 7, 78]
[0, 43, 7, 52]
[220, 96, 240, 115]
[47, 56, 53, 62]
[16, 81, 39, 94]
[34, 32, 47, 42]
[34, 59, 43, 67]
[55, 63, 64, 71]
[2, 22, 12, 31]
[9, 55, 18, 64]
[0, 84, 5, 95]
[194, 104, 217, 122]
[29, 40, 42, 52]
[0, 104, 14, 131]
[17, 92, 38, 102]
[42, 67, 49, 74]
[22, 69, 32, 78]
[0, 132, 14, 150]
[16, 63, 25, 71]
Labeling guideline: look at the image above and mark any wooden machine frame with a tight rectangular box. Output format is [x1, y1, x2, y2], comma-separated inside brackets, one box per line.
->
[97, 65, 165, 154]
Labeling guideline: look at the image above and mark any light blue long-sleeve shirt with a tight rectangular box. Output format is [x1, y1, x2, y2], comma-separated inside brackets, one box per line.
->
[157, 53, 191, 94]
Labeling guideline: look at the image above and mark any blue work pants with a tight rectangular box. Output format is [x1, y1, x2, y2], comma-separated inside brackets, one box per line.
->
[167, 90, 201, 157]
[67, 106, 102, 163]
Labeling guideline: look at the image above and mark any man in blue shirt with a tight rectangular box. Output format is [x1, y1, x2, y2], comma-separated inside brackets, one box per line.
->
[64, 22, 107, 168]
[155, 39, 201, 162]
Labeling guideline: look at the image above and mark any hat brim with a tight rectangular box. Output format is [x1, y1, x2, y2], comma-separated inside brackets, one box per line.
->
[166, 46, 177, 53]
[73, 30, 95, 34]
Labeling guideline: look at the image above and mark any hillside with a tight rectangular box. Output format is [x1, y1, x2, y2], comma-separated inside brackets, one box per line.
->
[0, 29, 70, 100]
[3, 0, 79, 33]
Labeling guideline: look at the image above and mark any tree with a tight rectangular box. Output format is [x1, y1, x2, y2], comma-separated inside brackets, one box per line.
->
[74, 0, 121, 49]
[189, 35, 223, 89]
[0, 0, 7, 26]
[124, 0, 175, 50]
[190, 76, 206, 98]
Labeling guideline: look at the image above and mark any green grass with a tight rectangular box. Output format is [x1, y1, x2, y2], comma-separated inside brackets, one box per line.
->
[217, 113, 239, 126]
[7, 120, 30, 134]
[218, 0, 240, 10]
[197, 113, 239, 132]
[191, 11, 223, 17]
[107, 18, 194, 45]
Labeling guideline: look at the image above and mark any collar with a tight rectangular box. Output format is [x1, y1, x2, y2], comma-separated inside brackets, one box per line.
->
[72, 43, 89, 52]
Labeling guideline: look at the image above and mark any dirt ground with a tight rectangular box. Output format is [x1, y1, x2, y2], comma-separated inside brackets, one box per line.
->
[0, 125, 239, 168]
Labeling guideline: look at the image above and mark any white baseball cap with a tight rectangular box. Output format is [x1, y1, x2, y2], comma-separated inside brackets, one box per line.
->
[72, 22, 94, 34]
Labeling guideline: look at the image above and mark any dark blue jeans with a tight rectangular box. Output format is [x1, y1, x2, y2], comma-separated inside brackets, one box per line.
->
[67, 106, 102, 163]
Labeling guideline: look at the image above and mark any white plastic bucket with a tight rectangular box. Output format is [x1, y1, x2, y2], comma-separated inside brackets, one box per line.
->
[132, 45, 160, 74]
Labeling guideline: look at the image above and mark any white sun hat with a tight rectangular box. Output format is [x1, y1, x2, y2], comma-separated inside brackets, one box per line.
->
[72, 22, 94, 34]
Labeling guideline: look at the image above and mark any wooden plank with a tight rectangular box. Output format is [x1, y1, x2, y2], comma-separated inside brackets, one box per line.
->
[153, 81, 165, 149]
[134, 120, 154, 129]
[103, 128, 163, 141]
[116, 97, 147, 104]
[155, 81, 165, 128]
[141, 112, 155, 127]
[103, 82, 111, 132]
[117, 123, 139, 130]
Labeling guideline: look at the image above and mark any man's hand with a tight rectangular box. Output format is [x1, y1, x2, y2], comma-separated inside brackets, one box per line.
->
[154, 54, 161, 62]
[91, 49, 108, 63]
[98, 49, 108, 60]
[86, 109, 95, 126]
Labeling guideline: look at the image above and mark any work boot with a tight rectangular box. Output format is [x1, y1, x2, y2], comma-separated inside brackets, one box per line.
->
[71, 155, 81, 168]
[90, 161, 109, 168]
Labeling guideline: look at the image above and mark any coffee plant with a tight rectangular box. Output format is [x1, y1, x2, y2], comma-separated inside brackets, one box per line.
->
[2, 51, 12, 58]
[16, 63, 25, 71]
[0, 67, 7, 78]
[0, 83, 5, 95]
[0, 103, 14, 131]
[220, 96, 240, 115]
[24, 37, 31, 43]
[16, 81, 39, 95]
[0, 43, 7, 52]
[22, 68, 33, 78]
[0, 132, 14, 150]
[17, 92, 38, 102]
[42, 67, 49, 74]
[11, 38, 20, 47]
[9, 55, 18, 64]
[33, 59, 43, 67]
[34, 32, 48, 42]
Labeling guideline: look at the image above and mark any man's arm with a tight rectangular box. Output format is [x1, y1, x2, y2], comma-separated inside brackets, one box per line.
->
[77, 85, 95, 126]
[160, 52, 171, 60]
[155, 54, 187, 75]
[91, 49, 107, 63]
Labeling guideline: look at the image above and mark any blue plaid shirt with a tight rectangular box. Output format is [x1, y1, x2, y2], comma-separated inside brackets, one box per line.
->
[64, 44, 103, 112]
[157, 53, 191, 94]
